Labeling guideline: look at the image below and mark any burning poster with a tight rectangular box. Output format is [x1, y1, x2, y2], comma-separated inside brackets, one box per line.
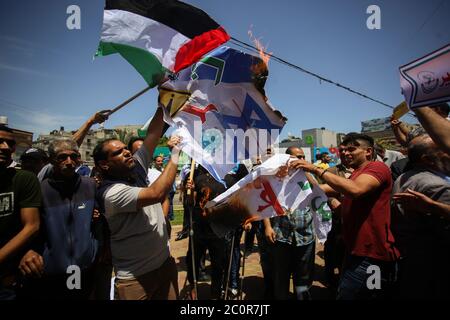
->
[204, 154, 331, 239]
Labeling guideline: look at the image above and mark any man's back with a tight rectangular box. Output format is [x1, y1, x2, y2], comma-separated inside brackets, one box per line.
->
[392, 168, 450, 298]
[392, 169, 450, 256]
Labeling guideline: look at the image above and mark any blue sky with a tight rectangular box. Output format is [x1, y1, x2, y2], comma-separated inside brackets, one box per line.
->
[0, 0, 449, 139]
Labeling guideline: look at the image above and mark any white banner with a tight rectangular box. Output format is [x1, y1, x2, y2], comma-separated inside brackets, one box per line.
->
[400, 44, 450, 109]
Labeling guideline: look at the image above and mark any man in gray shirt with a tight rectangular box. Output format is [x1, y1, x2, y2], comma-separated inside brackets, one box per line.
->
[392, 133, 450, 299]
[94, 108, 181, 300]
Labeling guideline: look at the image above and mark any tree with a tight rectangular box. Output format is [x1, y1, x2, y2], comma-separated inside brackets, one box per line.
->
[113, 129, 134, 145]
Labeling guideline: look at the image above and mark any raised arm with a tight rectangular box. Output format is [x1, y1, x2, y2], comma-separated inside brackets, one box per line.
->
[136, 136, 180, 209]
[141, 108, 166, 160]
[161, 197, 170, 217]
[414, 106, 450, 154]
[72, 111, 109, 147]
[290, 160, 381, 199]
[390, 118, 409, 147]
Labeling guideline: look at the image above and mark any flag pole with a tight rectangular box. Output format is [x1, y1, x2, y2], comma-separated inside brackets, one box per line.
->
[224, 234, 236, 300]
[187, 159, 196, 196]
[103, 86, 152, 116]
[239, 241, 247, 300]
[186, 158, 198, 299]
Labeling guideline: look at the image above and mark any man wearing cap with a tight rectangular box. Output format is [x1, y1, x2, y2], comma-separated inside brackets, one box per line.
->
[20, 148, 49, 177]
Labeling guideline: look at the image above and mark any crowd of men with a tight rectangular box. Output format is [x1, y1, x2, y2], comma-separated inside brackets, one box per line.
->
[0, 102, 449, 300]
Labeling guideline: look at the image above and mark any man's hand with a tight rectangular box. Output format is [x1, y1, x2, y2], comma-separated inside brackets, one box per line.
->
[92, 208, 101, 220]
[289, 159, 319, 174]
[390, 117, 402, 127]
[167, 136, 182, 151]
[243, 222, 252, 232]
[91, 110, 110, 124]
[186, 178, 194, 191]
[19, 250, 44, 277]
[185, 178, 195, 206]
[275, 165, 288, 179]
[264, 226, 276, 244]
[328, 197, 341, 211]
[393, 189, 436, 213]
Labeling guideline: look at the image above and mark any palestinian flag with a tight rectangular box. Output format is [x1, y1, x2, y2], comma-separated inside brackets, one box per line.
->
[96, 0, 230, 87]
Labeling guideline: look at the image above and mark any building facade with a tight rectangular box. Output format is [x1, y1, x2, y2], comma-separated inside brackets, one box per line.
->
[301, 127, 338, 148]
[12, 128, 33, 163]
[0, 116, 33, 162]
[33, 127, 116, 167]
[361, 117, 420, 151]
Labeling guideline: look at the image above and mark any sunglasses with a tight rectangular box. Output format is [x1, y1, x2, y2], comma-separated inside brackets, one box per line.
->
[297, 155, 305, 160]
[56, 153, 79, 162]
[0, 138, 16, 147]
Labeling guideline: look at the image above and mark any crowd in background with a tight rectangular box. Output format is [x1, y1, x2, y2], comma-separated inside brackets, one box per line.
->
[0, 102, 449, 300]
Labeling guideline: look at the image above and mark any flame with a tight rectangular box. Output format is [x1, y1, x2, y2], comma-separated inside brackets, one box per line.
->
[247, 27, 270, 97]
[247, 28, 272, 69]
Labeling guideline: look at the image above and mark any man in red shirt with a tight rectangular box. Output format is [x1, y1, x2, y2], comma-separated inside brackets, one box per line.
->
[291, 133, 399, 300]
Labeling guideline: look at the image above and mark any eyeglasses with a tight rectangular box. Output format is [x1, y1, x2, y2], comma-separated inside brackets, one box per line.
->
[297, 155, 305, 160]
[56, 153, 79, 162]
[0, 138, 16, 147]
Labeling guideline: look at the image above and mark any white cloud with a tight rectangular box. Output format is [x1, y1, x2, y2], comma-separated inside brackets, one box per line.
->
[2, 105, 84, 138]
[0, 62, 57, 78]
[0, 35, 63, 56]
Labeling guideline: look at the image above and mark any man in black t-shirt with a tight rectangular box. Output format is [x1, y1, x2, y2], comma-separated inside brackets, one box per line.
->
[0, 125, 41, 300]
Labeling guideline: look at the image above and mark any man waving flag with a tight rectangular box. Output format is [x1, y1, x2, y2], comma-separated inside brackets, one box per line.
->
[96, 0, 230, 87]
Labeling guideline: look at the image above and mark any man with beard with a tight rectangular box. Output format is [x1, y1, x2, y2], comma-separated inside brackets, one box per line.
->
[0, 125, 41, 300]
[94, 108, 181, 300]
